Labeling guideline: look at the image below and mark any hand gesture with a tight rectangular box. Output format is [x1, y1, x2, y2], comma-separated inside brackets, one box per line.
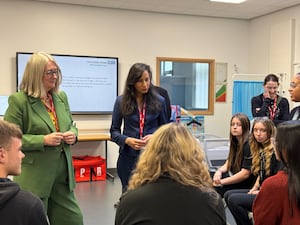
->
[213, 170, 222, 186]
[44, 132, 64, 146]
[263, 89, 271, 99]
[62, 131, 77, 145]
[141, 134, 153, 143]
[125, 137, 147, 150]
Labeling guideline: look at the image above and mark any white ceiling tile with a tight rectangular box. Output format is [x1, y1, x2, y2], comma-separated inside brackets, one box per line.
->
[23, 0, 300, 19]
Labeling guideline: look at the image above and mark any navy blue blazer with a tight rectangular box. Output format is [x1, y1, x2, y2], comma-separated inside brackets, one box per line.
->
[110, 95, 168, 156]
[290, 106, 300, 120]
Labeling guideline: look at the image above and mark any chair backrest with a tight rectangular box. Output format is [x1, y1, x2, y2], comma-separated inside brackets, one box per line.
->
[196, 132, 219, 142]
[202, 138, 230, 170]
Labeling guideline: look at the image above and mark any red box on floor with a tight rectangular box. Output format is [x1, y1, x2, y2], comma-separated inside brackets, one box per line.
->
[72, 155, 106, 182]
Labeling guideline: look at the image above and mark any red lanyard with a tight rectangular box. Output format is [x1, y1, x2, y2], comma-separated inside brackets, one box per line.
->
[42, 94, 60, 131]
[268, 97, 277, 120]
[139, 102, 146, 139]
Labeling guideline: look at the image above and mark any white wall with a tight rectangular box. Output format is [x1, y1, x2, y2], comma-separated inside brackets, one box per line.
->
[249, 5, 300, 108]
[1, 0, 300, 168]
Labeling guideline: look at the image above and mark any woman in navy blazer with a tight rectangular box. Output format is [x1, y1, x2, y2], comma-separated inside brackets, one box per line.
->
[4, 52, 83, 225]
[110, 63, 168, 195]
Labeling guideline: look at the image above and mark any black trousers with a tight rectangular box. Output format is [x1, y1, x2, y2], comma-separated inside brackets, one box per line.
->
[117, 153, 138, 193]
[224, 189, 255, 225]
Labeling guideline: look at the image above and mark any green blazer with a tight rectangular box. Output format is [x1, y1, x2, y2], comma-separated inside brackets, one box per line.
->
[4, 90, 77, 197]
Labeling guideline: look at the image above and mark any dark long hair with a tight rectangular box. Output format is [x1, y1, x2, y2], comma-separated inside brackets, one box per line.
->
[276, 120, 300, 210]
[264, 73, 279, 85]
[121, 63, 161, 116]
[228, 113, 250, 173]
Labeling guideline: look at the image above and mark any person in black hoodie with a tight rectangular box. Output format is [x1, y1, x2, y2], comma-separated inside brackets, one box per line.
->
[0, 120, 49, 225]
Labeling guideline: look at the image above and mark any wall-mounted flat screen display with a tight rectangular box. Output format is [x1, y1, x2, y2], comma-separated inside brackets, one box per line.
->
[16, 52, 118, 114]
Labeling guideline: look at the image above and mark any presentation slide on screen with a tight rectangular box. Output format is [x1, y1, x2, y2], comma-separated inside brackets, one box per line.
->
[17, 53, 118, 114]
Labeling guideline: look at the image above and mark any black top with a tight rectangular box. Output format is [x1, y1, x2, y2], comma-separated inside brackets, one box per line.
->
[215, 141, 256, 197]
[229, 140, 256, 187]
[259, 152, 282, 185]
[251, 93, 290, 126]
[115, 176, 226, 225]
[0, 178, 49, 225]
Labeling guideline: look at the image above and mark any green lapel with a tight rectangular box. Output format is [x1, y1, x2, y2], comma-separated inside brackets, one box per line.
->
[28, 96, 56, 132]
[53, 93, 69, 132]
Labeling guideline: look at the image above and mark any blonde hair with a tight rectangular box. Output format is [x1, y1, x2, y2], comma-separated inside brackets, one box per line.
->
[128, 123, 213, 192]
[250, 118, 275, 176]
[19, 52, 62, 98]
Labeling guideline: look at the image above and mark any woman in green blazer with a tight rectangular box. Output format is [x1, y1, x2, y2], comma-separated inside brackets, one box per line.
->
[4, 52, 83, 225]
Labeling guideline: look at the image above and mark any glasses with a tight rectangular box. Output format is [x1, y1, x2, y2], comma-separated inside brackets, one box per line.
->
[290, 82, 299, 89]
[44, 69, 59, 77]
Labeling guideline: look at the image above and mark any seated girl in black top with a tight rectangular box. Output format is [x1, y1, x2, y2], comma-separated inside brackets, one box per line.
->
[213, 113, 256, 197]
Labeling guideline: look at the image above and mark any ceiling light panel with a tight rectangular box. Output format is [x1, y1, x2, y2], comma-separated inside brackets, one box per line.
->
[210, 0, 247, 3]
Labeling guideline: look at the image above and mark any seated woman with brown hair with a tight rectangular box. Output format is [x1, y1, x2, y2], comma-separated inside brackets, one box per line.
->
[213, 113, 256, 197]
